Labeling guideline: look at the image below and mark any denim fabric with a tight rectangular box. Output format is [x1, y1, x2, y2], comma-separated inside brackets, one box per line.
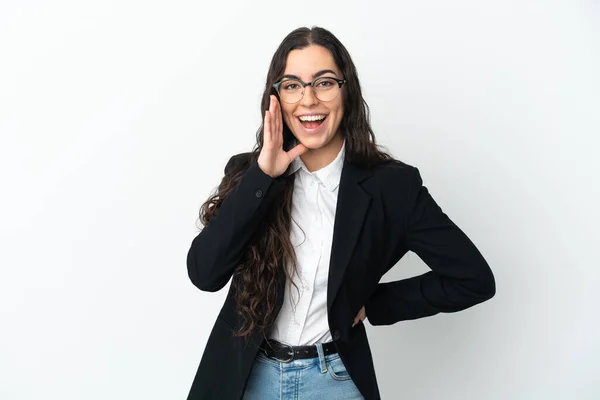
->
[242, 343, 364, 399]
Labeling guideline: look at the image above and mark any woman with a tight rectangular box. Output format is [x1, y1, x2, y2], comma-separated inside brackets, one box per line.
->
[186, 26, 495, 400]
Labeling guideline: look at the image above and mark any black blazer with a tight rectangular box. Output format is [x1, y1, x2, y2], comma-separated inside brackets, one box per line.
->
[186, 152, 495, 400]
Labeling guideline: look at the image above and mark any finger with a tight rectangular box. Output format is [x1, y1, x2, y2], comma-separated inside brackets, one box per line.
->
[269, 96, 277, 142]
[274, 96, 282, 141]
[287, 143, 308, 160]
[264, 110, 272, 146]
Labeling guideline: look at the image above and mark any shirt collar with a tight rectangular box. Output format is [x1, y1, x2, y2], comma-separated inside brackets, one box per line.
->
[288, 139, 346, 191]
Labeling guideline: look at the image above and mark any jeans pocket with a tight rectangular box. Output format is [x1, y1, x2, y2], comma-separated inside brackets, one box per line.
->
[327, 355, 352, 381]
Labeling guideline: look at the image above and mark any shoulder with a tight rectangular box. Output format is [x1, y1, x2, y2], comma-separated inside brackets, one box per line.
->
[366, 160, 427, 217]
[369, 159, 422, 189]
[224, 152, 254, 174]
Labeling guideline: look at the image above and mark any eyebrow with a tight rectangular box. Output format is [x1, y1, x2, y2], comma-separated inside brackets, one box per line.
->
[280, 69, 338, 81]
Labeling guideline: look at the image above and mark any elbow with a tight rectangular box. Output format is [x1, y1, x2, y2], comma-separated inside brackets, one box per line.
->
[479, 264, 496, 301]
[446, 268, 495, 311]
[422, 268, 495, 313]
[188, 270, 222, 292]
[467, 266, 496, 305]
[483, 272, 496, 301]
[187, 264, 228, 292]
[186, 247, 226, 293]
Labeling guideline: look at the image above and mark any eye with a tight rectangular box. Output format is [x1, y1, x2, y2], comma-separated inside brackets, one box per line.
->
[282, 81, 300, 91]
[315, 78, 335, 88]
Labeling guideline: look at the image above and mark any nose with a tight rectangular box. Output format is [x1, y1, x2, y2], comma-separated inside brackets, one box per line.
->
[300, 85, 319, 107]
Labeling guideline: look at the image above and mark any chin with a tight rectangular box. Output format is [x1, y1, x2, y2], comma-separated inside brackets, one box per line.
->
[296, 131, 334, 148]
[297, 136, 326, 150]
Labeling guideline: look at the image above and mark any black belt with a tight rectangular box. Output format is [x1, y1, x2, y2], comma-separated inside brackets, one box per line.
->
[259, 339, 338, 362]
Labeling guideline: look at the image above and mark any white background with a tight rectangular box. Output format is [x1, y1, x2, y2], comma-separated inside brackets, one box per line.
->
[1, 1, 599, 399]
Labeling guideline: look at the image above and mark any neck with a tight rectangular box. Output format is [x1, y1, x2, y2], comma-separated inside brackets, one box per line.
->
[300, 133, 344, 172]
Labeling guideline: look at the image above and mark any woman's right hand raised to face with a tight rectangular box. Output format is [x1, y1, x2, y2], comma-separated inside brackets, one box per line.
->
[257, 95, 308, 178]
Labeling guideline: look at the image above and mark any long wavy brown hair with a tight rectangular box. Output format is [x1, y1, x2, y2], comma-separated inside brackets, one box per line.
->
[198, 26, 399, 339]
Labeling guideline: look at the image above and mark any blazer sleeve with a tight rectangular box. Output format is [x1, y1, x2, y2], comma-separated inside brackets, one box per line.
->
[186, 156, 287, 292]
[365, 166, 495, 326]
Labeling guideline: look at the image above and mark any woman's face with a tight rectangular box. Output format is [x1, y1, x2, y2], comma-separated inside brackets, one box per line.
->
[279, 45, 344, 151]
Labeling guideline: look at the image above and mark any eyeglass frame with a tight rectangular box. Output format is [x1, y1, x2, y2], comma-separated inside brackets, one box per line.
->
[272, 76, 347, 104]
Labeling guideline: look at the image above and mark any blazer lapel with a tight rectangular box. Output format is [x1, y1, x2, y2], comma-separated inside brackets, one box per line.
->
[327, 160, 372, 312]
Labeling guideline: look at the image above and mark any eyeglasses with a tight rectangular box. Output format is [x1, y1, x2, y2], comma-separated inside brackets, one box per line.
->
[272, 76, 346, 104]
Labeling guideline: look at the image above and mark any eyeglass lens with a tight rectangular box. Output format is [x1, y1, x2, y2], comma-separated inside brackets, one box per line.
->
[278, 77, 341, 103]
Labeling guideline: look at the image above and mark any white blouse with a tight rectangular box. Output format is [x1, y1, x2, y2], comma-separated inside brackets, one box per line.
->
[268, 140, 346, 346]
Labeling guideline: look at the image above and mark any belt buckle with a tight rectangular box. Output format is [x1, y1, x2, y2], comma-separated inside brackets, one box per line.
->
[270, 341, 294, 362]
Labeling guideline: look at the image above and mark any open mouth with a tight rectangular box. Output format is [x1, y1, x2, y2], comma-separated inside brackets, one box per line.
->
[298, 114, 327, 130]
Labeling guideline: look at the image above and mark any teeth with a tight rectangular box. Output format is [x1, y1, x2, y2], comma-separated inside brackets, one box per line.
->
[299, 115, 326, 122]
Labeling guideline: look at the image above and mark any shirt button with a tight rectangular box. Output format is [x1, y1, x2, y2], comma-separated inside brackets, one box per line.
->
[255, 189, 263, 198]
[333, 330, 341, 341]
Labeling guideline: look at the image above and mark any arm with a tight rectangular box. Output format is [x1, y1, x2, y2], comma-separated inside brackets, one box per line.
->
[186, 156, 286, 292]
[365, 166, 495, 325]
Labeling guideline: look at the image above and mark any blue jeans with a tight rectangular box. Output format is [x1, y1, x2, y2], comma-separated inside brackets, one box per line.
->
[242, 342, 365, 399]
